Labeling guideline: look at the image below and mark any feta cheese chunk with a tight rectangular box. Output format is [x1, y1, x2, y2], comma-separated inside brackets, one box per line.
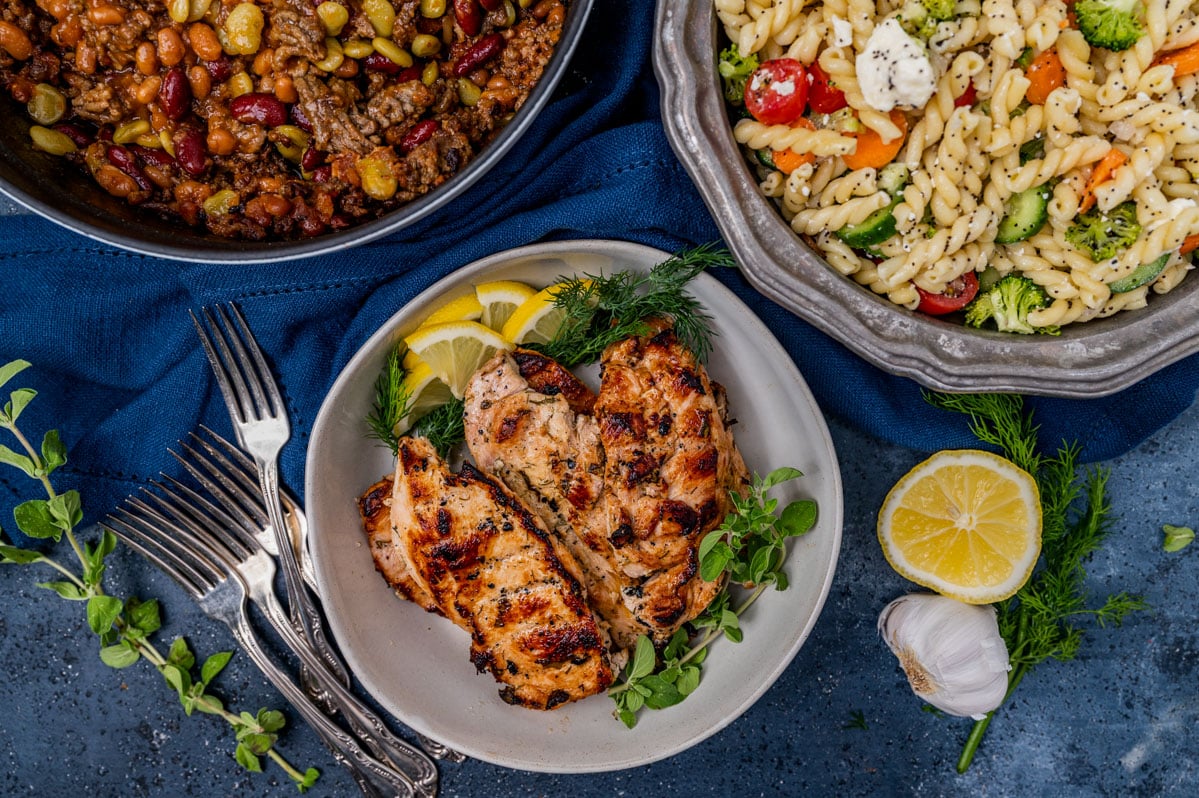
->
[856, 17, 937, 112]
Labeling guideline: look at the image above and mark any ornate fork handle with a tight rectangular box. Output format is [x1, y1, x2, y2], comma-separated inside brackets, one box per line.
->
[247, 560, 439, 792]
[212, 590, 426, 798]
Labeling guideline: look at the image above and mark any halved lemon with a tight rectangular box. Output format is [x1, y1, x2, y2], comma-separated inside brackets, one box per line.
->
[420, 293, 483, 327]
[395, 360, 455, 436]
[475, 280, 537, 331]
[500, 280, 585, 345]
[403, 321, 512, 398]
[877, 449, 1041, 604]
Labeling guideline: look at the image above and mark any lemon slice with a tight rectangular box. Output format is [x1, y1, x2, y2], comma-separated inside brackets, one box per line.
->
[500, 281, 583, 345]
[420, 293, 483, 327]
[877, 449, 1042, 604]
[395, 360, 455, 436]
[403, 320, 512, 398]
[475, 280, 537, 331]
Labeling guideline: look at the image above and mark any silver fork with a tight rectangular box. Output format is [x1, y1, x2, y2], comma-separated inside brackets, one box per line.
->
[174, 428, 464, 763]
[190, 304, 349, 700]
[103, 505, 432, 798]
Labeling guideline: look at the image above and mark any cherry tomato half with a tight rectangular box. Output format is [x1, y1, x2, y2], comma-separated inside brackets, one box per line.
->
[807, 61, 847, 114]
[744, 59, 809, 126]
[916, 272, 980, 315]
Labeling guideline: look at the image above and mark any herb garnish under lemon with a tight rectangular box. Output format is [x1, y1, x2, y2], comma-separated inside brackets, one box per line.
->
[884, 392, 1148, 772]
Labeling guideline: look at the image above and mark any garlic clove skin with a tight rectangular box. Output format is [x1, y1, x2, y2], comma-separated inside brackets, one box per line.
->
[878, 593, 1012, 720]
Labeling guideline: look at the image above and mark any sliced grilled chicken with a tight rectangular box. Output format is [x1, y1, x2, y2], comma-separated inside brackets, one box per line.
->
[390, 436, 613, 709]
[357, 476, 441, 614]
[595, 324, 750, 638]
[465, 349, 643, 651]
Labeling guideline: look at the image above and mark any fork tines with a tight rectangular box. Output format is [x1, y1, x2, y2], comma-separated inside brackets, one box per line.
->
[190, 303, 287, 433]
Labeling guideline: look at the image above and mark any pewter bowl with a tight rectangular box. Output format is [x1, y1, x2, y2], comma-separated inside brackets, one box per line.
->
[653, 0, 1199, 398]
[0, 0, 593, 264]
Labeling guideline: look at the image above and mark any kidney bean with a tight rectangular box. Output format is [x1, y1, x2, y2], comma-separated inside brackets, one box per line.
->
[453, 0, 481, 36]
[229, 92, 288, 127]
[289, 103, 313, 132]
[452, 32, 502, 77]
[329, 213, 352, 229]
[129, 144, 175, 168]
[362, 52, 404, 75]
[173, 127, 207, 176]
[106, 144, 152, 190]
[310, 165, 332, 183]
[401, 119, 439, 154]
[300, 145, 325, 171]
[52, 122, 93, 148]
[159, 67, 191, 121]
[203, 57, 233, 82]
[478, 0, 501, 9]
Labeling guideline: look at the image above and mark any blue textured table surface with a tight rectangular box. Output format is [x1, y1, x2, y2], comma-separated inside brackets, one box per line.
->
[0, 368, 1196, 796]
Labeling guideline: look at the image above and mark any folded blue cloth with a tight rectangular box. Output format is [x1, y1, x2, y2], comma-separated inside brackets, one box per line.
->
[0, 0, 1196, 545]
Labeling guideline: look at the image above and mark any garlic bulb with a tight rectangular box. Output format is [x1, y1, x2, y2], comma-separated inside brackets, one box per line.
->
[878, 593, 1011, 720]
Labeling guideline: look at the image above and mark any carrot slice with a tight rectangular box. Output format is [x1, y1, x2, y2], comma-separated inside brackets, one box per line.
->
[1180, 234, 1199, 255]
[1077, 148, 1129, 214]
[1154, 41, 1199, 78]
[842, 110, 907, 172]
[772, 118, 817, 174]
[1025, 48, 1066, 105]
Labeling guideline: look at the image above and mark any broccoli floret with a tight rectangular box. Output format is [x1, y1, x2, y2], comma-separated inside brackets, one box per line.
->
[964, 275, 1059, 335]
[898, 0, 957, 40]
[1074, 0, 1145, 51]
[1064, 201, 1141, 262]
[718, 46, 759, 105]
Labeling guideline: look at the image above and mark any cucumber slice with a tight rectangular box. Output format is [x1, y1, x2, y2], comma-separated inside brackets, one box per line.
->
[1110, 253, 1170, 293]
[837, 204, 898, 247]
[995, 185, 1050, 244]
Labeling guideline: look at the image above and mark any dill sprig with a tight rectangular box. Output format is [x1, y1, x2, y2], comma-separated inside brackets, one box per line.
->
[924, 391, 1148, 773]
[410, 398, 466, 460]
[535, 244, 733, 367]
[365, 344, 411, 457]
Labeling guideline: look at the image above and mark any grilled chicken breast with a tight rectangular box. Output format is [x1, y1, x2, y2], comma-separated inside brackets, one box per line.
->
[389, 436, 613, 709]
[465, 349, 643, 651]
[357, 476, 440, 614]
[465, 328, 749, 649]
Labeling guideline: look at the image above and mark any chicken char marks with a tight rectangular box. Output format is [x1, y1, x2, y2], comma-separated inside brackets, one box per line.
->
[465, 326, 750, 650]
[389, 437, 613, 709]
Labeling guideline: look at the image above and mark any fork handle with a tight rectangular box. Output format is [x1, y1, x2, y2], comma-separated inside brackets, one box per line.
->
[258, 458, 352, 688]
[226, 611, 434, 798]
[255, 582, 443, 786]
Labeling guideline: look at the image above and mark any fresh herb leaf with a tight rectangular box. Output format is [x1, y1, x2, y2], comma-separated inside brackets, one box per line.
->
[1162, 524, 1194, 552]
[842, 709, 869, 730]
[411, 397, 466, 459]
[925, 391, 1148, 773]
[0, 359, 317, 790]
[365, 344, 411, 457]
[536, 244, 731, 367]
[609, 467, 815, 727]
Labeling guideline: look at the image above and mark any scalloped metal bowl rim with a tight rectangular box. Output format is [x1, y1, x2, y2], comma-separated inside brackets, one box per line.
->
[652, 0, 1199, 398]
[0, 0, 594, 264]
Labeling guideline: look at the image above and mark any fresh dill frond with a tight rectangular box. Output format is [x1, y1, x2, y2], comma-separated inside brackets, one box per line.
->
[536, 244, 733, 367]
[411, 397, 466, 460]
[365, 344, 411, 457]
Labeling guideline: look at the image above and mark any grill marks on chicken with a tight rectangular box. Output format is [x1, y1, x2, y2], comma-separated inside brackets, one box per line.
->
[465, 349, 643, 651]
[595, 327, 750, 638]
[464, 329, 749, 649]
[388, 436, 613, 709]
[357, 476, 440, 614]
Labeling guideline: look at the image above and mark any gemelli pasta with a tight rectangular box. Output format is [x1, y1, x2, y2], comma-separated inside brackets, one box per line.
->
[716, 0, 1199, 332]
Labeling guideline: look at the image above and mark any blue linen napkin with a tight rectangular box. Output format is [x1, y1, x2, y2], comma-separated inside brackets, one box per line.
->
[0, 0, 1196, 545]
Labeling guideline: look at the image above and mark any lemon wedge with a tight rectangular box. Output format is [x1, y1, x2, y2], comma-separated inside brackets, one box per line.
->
[403, 321, 512, 398]
[395, 360, 455, 435]
[500, 281, 584, 345]
[877, 449, 1042, 604]
[475, 280, 537, 332]
[420, 293, 483, 327]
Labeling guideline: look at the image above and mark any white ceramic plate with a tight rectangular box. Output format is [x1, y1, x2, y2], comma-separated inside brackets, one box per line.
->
[305, 239, 844, 773]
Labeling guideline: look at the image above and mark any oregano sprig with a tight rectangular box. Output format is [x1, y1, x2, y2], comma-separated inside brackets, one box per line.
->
[0, 360, 318, 792]
[609, 467, 817, 727]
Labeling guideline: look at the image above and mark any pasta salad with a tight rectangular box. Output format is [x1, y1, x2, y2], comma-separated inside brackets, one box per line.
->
[715, 0, 1199, 333]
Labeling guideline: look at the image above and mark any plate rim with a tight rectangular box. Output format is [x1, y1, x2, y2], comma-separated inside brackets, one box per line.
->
[305, 238, 844, 772]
